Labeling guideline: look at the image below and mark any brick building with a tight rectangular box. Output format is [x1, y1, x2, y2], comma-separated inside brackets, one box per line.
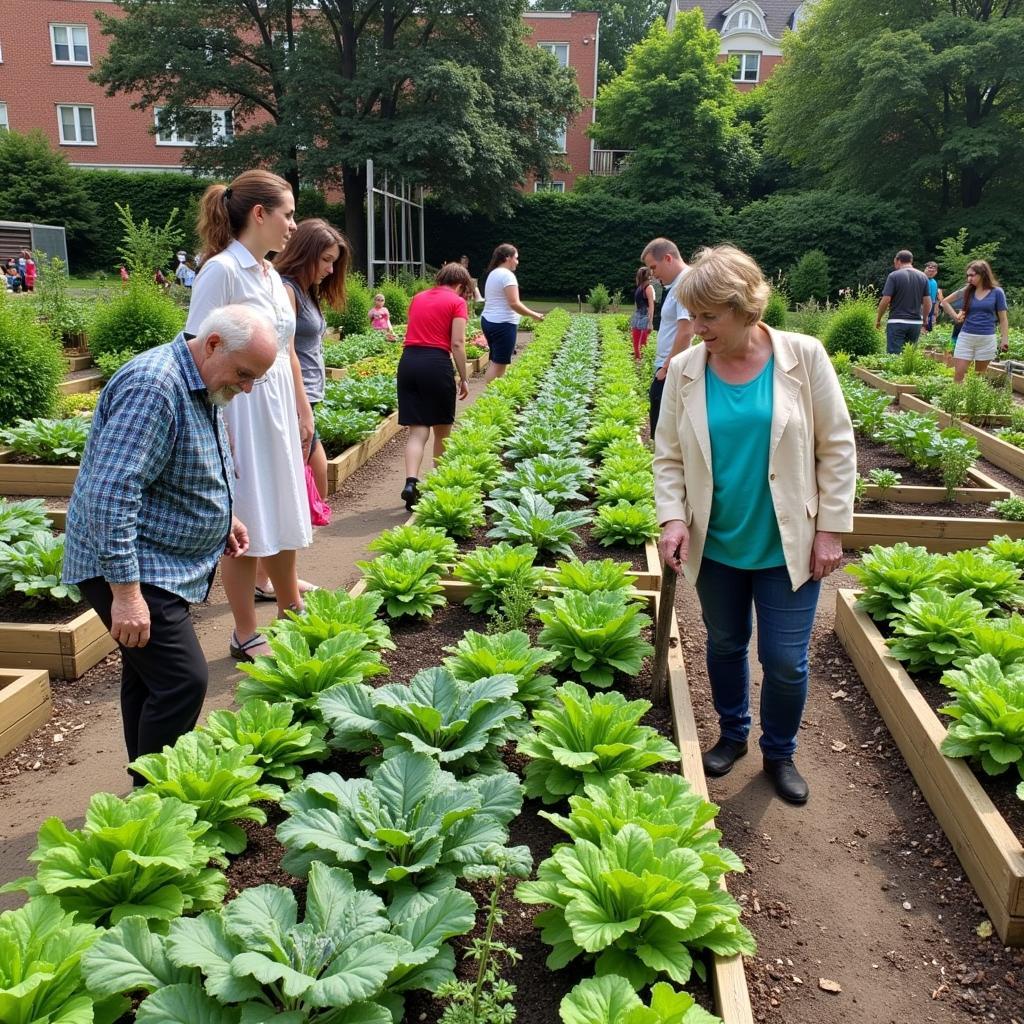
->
[0, 2, 602, 187]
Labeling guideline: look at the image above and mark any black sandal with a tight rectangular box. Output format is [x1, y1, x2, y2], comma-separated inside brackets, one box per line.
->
[229, 631, 269, 662]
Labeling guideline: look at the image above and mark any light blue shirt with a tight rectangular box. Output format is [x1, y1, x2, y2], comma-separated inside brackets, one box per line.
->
[654, 269, 691, 372]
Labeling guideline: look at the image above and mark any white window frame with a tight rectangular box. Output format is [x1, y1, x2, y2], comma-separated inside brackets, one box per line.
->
[50, 24, 90, 65]
[57, 105, 96, 145]
[534, 180, 566, 193]
[730, 51, 760, 83]
[538, 41, 569, 68]
[154, 106, 234, 146]
[0, 103, 8, 132]
[553, 120, 567, 154]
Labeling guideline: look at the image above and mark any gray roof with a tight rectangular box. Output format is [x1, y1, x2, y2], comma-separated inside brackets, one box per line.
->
[669, 0, 803, 40]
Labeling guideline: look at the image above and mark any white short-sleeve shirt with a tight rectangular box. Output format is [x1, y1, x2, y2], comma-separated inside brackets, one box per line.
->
[482, 266, 520, 324]
[654, 269, 691, 372]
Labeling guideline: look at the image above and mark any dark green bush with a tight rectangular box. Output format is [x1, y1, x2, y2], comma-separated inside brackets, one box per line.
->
[88, 281, 186, 358]
[379, 280, 409, 324]
[0, 299, 65, 425]
[329, 276, 373, 337]
[823, 299, 883, 357]
[788, 249, 831, 304]
[762, 289, 788, 328]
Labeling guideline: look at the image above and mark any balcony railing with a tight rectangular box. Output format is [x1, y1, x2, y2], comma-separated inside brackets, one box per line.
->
[591, 148, 632, 176]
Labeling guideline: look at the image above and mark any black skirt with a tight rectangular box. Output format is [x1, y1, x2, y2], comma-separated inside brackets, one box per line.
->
[397, 345, 456, 426]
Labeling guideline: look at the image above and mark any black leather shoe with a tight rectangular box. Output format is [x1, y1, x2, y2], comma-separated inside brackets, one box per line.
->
[763, 757, 809, 804]
[702, 737, 748, 777]
[400, 479, 419, 512]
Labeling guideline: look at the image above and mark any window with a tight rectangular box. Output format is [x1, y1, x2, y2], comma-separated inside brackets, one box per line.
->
[552, 120, 567, 153]
[51, 24, 90, 64]
[725, 10, 754, 32]
[57, 105, 95, 144]
[538, 42, 569, 68]
[0, 104, 7, 132]
[155, 107, 234, 146]
[534, 180, 566, 193]
[730, 52, 760, 83]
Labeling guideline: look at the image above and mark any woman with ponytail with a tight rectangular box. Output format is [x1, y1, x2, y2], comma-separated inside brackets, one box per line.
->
[185, 170, 313, 661]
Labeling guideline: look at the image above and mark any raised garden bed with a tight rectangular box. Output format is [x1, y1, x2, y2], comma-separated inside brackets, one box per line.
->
[0, 666, 51, 757]
[324, 411, 402, 495]
[0, 606, 115, 680]
[65, 353, 94, 373]
[851, 365, 920, 397]
[58, 369, 103, 396]
[834, 589, 1024, 945]
[0, 450, 78, 497]
[922, 351, 1024, 394]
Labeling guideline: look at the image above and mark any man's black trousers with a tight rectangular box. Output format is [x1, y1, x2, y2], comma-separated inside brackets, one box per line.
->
[79, 578, 208, 781]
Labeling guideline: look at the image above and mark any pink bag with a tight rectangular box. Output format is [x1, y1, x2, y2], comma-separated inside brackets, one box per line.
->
[305, 464, 331, 526]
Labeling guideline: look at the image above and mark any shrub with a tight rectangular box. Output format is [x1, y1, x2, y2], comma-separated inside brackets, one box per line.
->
[762, 288, 788, 327]
[586, 283, 611, 313]
[823, 299, 883, 357]
[94, 348, 136, 380]
[379, 279, 409, 324]
[329, 276, 373, 337]
[787, 249, 831, 304]
[55, 390, 100, 417]
[88, 280, 185, 358]
[0, 298, 65, 424]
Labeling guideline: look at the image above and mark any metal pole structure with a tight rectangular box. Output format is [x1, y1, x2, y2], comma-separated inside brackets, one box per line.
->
[366, 159, 375, 288]
[418, 187, 426, 278]
[383, 170, 391, 281]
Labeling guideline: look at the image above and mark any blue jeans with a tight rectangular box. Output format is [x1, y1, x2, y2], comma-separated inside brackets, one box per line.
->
[886, 322, 921, 354]
[694, 558, 821, 760]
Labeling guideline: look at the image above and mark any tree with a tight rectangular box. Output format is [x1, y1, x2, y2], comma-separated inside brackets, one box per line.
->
[787, 249, 831, 303]
[528, 0, 666, 84]
[93, 1, 581, 270]
[934, 228, 1001, 292]
[765, 0, 1024, 214]
[115, 203, 185, 279]
[0, 131, 97, 254]
[588, 15, 756, 203]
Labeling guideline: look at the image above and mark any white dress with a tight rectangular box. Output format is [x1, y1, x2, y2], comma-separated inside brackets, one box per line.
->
[185, 240, 312, 558]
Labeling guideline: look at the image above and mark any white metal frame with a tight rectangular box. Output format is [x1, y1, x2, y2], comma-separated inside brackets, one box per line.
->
[365, 159, 426, 288]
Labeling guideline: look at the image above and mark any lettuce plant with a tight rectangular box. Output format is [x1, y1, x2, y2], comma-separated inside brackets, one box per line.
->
[269, 588, 395, 652]
[453, 542, 545, 613]
[0, 895, 128, 1024]
[939, 654, 1024, 798]
[560, 976, 724, 1024]
[519, 682, 679, 803]
[0, 497, 51, 545]
[0, 532, 80, 605]
[595, 473, 655, 505]
[517, 823, 755, 988]
[198, 698, 329, 784]
[492, 455, 593, 507]
[368, 523, 459, 564]
[585, 420, 635, 458]
[550, 555, 638, 595]
[887, 588, 988, 674]
[237, 629, 387, 712]
[591, 499, 659, 547]
[956, 616, 1024, 671]
[504, 421, 583, 461]
[1, 792, 227, 927]
[278, 752, 523, 900]
[319, 667, 524, 776]
[358, 550, 447, 619]
[414, 486, 487, 539]
[848, 543, 944, 621]
[934, 549, 1024, 612]
[443, 629, 558, 713]
[486, 490, 591, 558]
[0, 416, 89, 464]
[314, 405, 380, 454]
[442, 422, 504, 457]
[432, 450, 504, 490]
[537, 590, 654, 688]
[419, 462, 491, 496]
[986, 535, 1024, 570]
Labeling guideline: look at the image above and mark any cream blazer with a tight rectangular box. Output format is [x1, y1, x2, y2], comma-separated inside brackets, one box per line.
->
[653, 327, 856, 591]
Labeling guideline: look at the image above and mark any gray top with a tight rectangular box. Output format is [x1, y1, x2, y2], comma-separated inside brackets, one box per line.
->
[882, 266, 929, 324]
[282, 275, 326, 403]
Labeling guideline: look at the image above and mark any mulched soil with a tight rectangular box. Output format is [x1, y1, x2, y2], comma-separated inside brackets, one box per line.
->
[856, 499, 999, 519]
[451, 522, 647, 571]
[856, 436, 949, 487]
[0, 594, 86, 624]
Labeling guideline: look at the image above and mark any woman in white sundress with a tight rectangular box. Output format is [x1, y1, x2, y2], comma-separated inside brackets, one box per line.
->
[185, 169, 313, 661]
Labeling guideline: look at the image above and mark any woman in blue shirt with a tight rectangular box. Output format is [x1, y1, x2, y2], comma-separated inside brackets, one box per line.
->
[941, 260, 1009, 383]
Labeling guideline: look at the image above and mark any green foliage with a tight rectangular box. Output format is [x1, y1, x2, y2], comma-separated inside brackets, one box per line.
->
[268, 587, 395, 652]
[359, 550, 447, 619]
[592, 499, 659, 547]
[0, 498, 51, 545]
[0, 298, 65, 425]
[935, 549, 1024, 612]
[492, 454, 593, 507]
[454, 542, 545, 614]
[130, 733, 283, 855]
[549, 556, 638, 595]
[315, 405, 381, 455]
[1, 791, 227, 927]
[824, 299, 882, 356]
[986, 535, 1024, 570]
[318, 667, 524, 777]
[32, 253, 90, 340]
[380, 280, 410, 324]
[415, 486, 487, 539]
[55, 389, 101, 418]
[115, 201, 184, 279]
[518, 681, 679, 804]
[487, 575, 540, 635]
[330, 277, 374, 336]
[867, 468, 902, 497]
[935, 228, 1002, 293]
[89, 280, 186, 359]
[322, 330, 390, 367]
[887, 588, 989, 675]
[0, 416, 89, 464]
[587, 283, 611, 313]
[560, 975, 724, 1024]
[0, 532, 80, 606]
[94, 347, 137, 380]
[762, 288, 788, 329]
[369, 523, 459, 564]
[585, 419, 635, 458]
[486, 490, 591, 558]
[197, 698, 329, 785]
[955, 617, 1024, 672]
[787, 249, 831, 304]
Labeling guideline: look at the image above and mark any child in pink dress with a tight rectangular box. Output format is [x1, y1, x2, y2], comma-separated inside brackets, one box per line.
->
[368, 293, 396, 339]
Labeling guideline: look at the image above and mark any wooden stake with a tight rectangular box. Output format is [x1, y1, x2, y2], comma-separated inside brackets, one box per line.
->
[651, 564, 677, 705]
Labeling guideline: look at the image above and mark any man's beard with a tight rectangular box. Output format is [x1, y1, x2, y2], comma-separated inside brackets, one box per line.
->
[210, 386, 240, 407]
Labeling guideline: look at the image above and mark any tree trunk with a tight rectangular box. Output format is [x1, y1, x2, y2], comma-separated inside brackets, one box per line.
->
[960, 166, 984, 208]
[343, 162, 367, 275]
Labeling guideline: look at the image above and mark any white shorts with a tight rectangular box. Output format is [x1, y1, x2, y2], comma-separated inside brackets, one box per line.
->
[953, 332, 997, 362]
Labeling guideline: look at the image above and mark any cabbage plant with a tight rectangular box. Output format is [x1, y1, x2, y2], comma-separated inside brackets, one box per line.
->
[268, 588, 395, 652]
[560, 975, 723, 1024]
[453, 542, 545, 613]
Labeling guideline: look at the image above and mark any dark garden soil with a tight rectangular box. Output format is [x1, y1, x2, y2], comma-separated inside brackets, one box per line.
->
[451, 522, 647, 571]
[1, 495, 71, 510]
[0, 594, 87, 623]
[855, 436, 948, 487]
[856, 499, 999, 519]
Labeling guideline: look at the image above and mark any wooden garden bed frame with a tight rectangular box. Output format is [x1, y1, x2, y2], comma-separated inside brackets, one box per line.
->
[325, 412, 403, 495]
[326, 352, 489, 383]
[851, 365, 920, 398]
[0, 666, 51, 757]
[0, 450, 78, 497]
[846, 511, 1024, 553]
[0, 608, 115, 679]
[860, 466, 1010, 505]
[58, 370, 103, 396]
[923, 351, 1024, 395]
[834, 590, 1024, 945]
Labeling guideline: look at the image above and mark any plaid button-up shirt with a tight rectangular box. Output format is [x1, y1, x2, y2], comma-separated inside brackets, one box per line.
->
[63, 338, 234, 604]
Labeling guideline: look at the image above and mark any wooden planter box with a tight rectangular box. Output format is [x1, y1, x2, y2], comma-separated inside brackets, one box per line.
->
[65, 353, 94, 373]
[58, 370, 103, 396]
[899, 393, 1024, 480]
[835, 590, 1024, 945]
[0, 667, 52, 757]
[0, 608, 116, 679]
[325, 412, 403, 495]
[328, 352, 489, 382]
[851, 365, 919, 398]
[845, 512, 1024, 553]
[860, 466, 1010, 505]
[0, 450, 79, 497]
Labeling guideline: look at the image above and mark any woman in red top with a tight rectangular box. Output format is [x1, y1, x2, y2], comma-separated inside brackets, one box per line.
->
[398, 262, 472, 510]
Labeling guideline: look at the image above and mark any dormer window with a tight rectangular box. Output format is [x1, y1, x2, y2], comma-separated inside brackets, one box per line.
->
[723, 6, 765, 34]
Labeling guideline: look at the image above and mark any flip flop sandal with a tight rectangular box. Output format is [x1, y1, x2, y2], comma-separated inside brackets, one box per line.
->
[230, 630, 270, 662]
[254, 580, 319, 602]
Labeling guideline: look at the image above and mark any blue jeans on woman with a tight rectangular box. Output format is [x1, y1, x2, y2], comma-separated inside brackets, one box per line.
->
[694, 557, 821, 761]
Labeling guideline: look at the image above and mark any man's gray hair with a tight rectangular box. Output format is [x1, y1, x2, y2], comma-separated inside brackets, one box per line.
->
[195, 305, 275, 352]
[896, 249, 914, 264]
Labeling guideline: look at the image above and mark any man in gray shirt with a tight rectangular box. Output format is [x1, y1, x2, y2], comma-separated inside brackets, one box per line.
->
[876, 250, 931, 354]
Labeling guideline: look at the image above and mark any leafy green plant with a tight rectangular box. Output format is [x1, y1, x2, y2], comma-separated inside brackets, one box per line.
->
[823, 299, 882, 357]
[991, 495, 1024, 521]
[55, 388, 101, 418]
[550, 556, 638, 595]
[236, 629, 387, 712]
[358, 549, 447, 618]
[853, 473, 867, 504]
[591, 499, 659, 547]
[1, 791, 227, 927]
[322, 329, 389, 367]
[0, 531, 80, 605]
[318, 667, 524, 776]
[454, 542, 545, 614]
[492, 455, 593, 507]
[955, 617, 1024, 671]
[433, 450, 504, 490]
[0, 296, 66, 423]
[89, 280, 185, 359]
[935, 549, 1024, 611]
[504, 421, 582, 462]
[517, 822, 755, 989]
[415, 486, 487, 539]
[867, 468, 902, 498]
[443, 629, 557, 714]
[986, 535, 1024, 569]
[586, 283, 611, 313]
[368, 523, 459, 564]
[939, 654, 1024, 799]
[197, 698, 328, 785]
[94, 347, 137, 381]
[519, 682, 678, 804]
[130, 733, 283, 855]
[560, 976, 724, 1024]
[0, 497, 51, 545]
[420, 462, 494, 496]
[315, 405, 381, 455]
[269, 588, 395, 652]
[595, 473, 654, 505]
[115, 201, 184, 279]
[848, 543, 944, 621]
[537, 590, 654, 688]
[487, 575, 539, 634]
[787, 249, 830, 305]
[585, 420, 635, 458]
[933, 430, 978, 498]
[887, 588, 989, 674]
[486, 490, 591, 558]
[0, 416, 89, 464]
[278, 752, 523, 897]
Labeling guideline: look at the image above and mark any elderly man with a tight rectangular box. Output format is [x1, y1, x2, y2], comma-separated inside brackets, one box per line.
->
[63, 305, 278, 780]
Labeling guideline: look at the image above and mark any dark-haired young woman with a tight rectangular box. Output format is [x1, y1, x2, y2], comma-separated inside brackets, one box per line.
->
[480, 243, 544, 382]
[941, 259, 1009, 384]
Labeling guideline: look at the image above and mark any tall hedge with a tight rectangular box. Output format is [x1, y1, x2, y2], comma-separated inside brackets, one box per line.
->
[0, 299, 66, 424]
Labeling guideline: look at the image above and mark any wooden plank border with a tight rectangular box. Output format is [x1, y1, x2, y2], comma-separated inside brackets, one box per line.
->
[0, 451, 79, 497]
[58, 370, 103, 396]
[851, 365, 919, 397]
[845, 513, 1024, 553]
[835, 590, 1024, 944]
[860, 466, 1010, 505]
[0, 609, 116, 680]
[0, 667, 52, 757]
[325, 412, 403, 495]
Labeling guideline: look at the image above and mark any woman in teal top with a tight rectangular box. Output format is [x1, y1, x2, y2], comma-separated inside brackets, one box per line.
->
[653, 245, 856, 806]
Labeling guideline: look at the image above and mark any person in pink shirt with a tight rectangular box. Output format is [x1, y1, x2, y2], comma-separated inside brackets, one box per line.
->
[22, 250, 37, 292]
[368, 293, 396, 339]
